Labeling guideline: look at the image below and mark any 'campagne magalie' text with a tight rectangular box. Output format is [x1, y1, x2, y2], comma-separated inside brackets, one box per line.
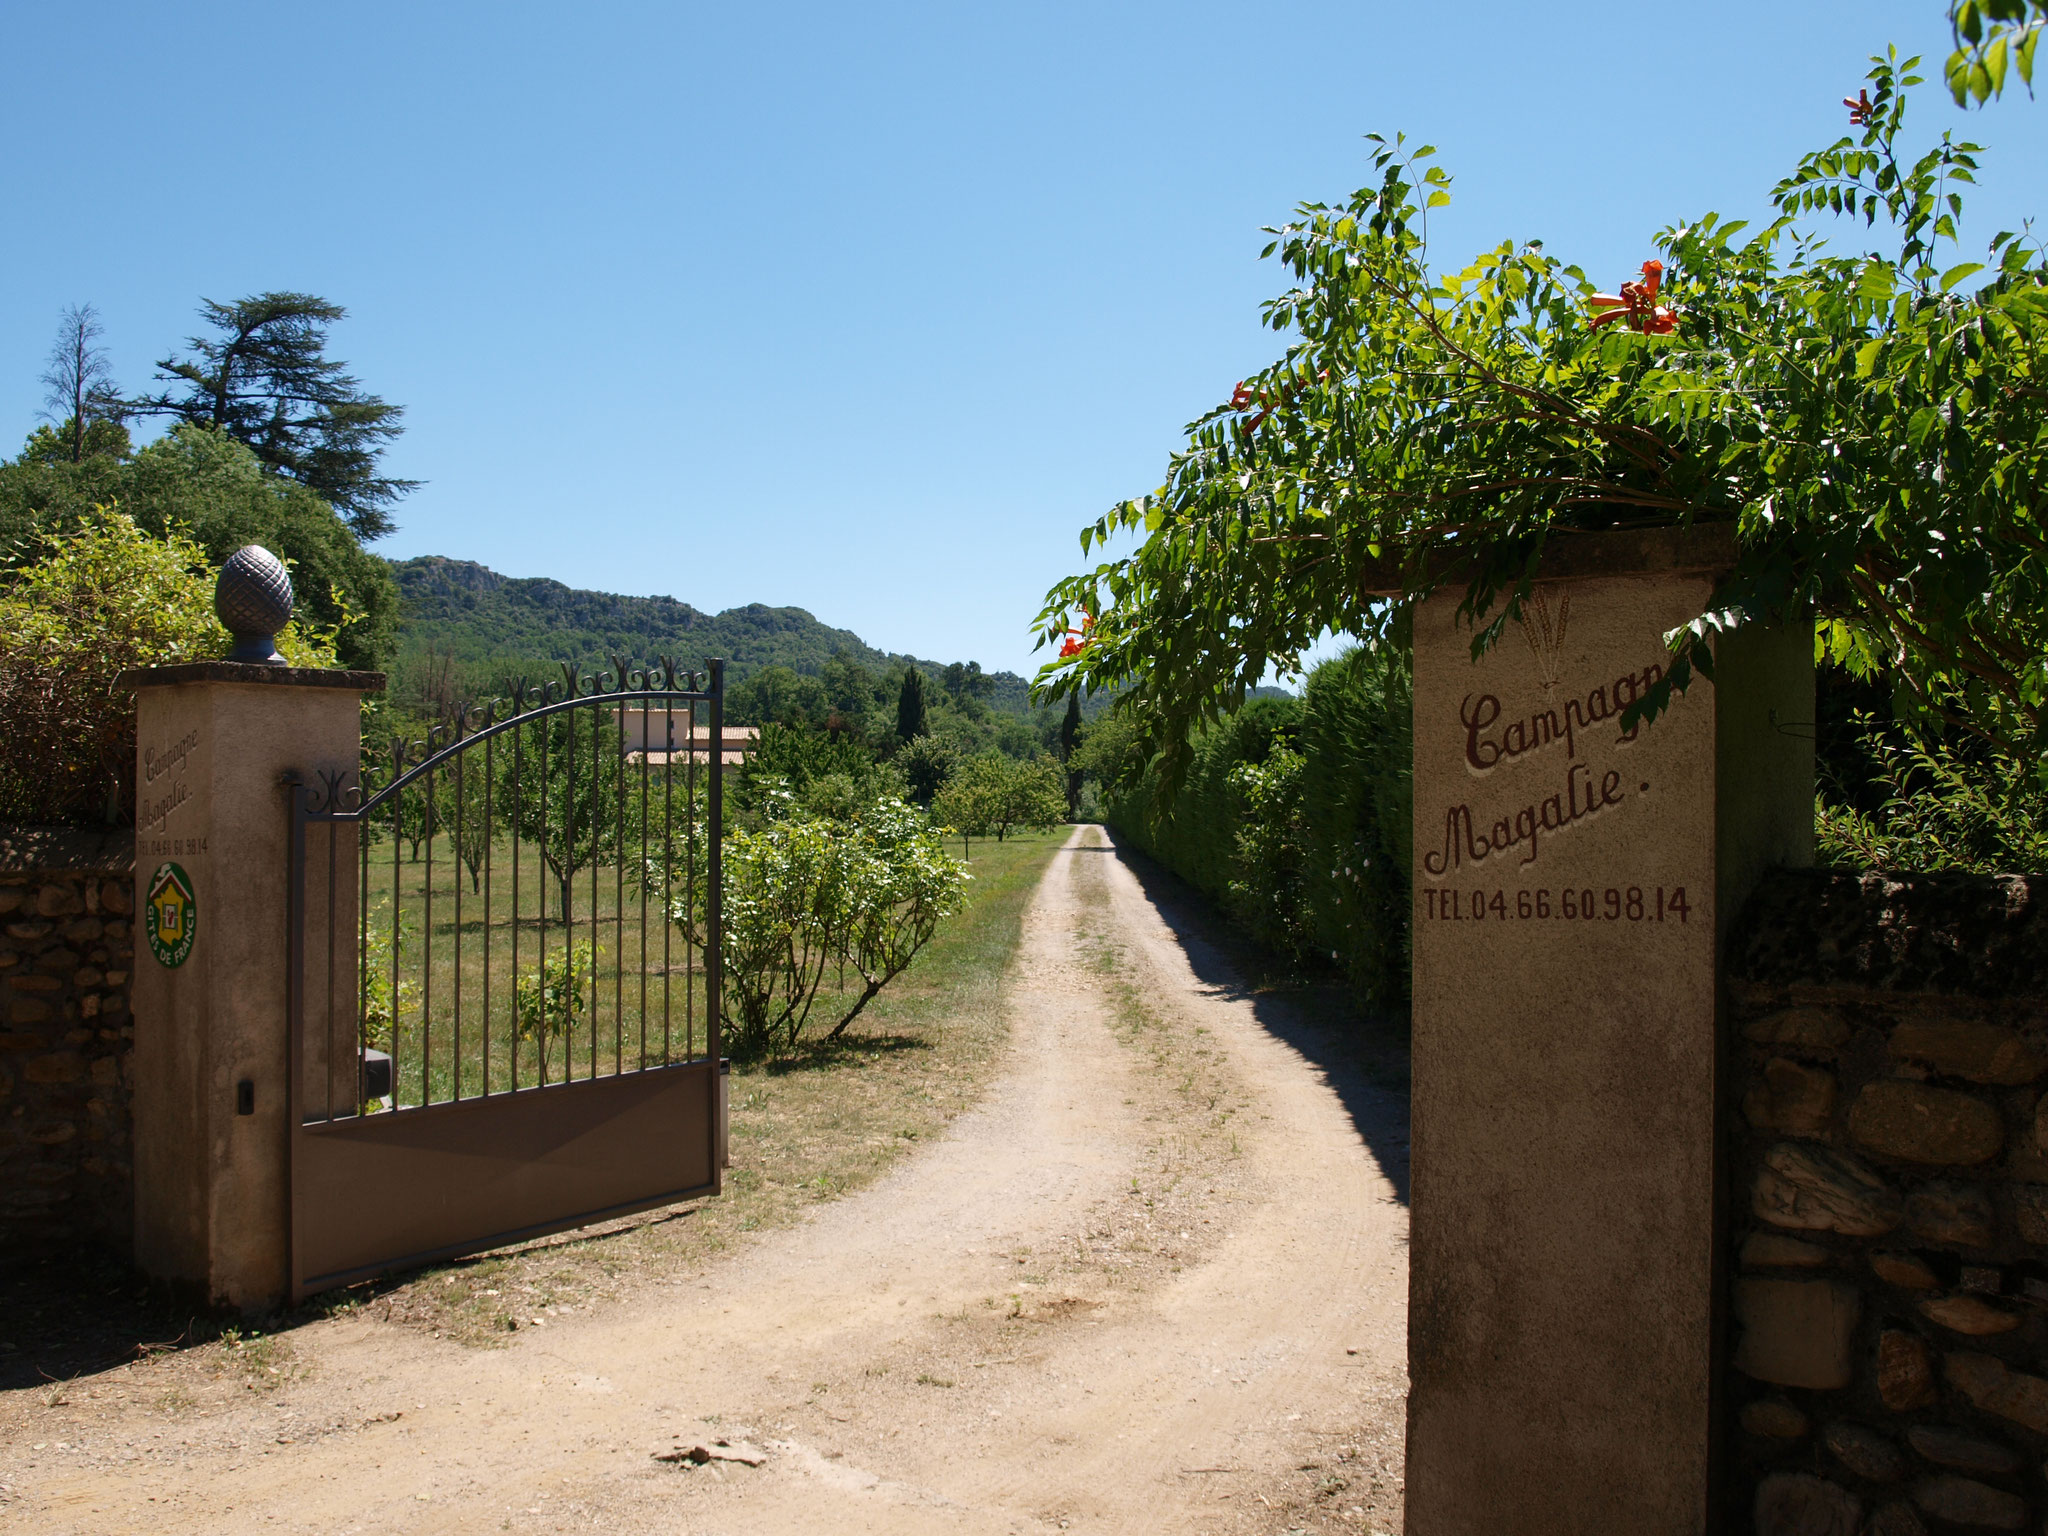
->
[1422, 661, 1666, 878]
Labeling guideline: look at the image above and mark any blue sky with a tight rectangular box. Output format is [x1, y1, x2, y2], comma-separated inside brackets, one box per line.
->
[5, 2, 2043, 678]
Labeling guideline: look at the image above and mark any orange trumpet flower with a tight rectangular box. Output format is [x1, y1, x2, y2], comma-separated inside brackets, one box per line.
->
[1587, 260, 1678, 335]
[1227, 371, 1323, 432]
[1058, 611, 1094, 660]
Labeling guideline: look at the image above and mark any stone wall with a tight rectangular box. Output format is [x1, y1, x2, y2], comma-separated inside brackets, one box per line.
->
[1727, 869, 2048, 1536]
[0, 826, 135, 1248]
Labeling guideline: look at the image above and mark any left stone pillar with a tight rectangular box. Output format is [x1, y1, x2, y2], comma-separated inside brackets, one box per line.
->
[122, 661, 382, 1310]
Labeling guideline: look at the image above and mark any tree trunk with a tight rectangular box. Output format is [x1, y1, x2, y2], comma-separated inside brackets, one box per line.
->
[538, 854, 575, 923]
[827, 980, 886, 1039]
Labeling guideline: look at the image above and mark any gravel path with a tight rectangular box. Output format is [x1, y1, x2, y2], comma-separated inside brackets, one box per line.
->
[6, 824, 1410, 1534]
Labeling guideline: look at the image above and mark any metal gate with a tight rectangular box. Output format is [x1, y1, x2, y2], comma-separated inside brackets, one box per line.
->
[285, 657, 725, 1302]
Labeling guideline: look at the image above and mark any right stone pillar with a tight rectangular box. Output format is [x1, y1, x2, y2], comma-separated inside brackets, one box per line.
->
[1404, 527, 1813, 1534]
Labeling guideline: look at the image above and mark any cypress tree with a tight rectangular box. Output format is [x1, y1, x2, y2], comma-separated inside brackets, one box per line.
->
[1060, 693, 1083, 817]
[896, 666, 928, 741]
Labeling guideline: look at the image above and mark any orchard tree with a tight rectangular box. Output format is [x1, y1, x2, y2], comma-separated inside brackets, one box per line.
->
[828, 799, 969, 1036]
[934, 754, 1065, 845]
[990, 756, 1068, 840]
[500, 704, 627, 922]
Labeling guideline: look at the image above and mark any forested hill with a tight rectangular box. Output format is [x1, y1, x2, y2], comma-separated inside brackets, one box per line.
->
[390, 555, 1032, 707]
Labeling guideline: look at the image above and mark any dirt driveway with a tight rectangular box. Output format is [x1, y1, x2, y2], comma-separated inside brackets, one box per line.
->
[4, 825, 1411, 1534]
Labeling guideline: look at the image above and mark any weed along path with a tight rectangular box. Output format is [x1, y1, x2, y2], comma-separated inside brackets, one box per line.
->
[5, 825, 1411, 1535]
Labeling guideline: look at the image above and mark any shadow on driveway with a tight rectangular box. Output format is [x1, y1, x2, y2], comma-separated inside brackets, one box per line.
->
[1099, 829, 1412, 1207]
[0, 1243, 227, 1393]
[0, 1200, 707, 1393]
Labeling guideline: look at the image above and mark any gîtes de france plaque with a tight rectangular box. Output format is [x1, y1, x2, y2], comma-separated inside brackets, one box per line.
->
[145, 860, 197, 969]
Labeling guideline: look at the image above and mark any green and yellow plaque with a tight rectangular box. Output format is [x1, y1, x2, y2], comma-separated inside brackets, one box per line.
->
[145, 861, 197, 969]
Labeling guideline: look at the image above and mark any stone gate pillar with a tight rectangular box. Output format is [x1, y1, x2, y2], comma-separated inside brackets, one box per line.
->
[1403, 527, 1812, 1533]
[123, 659, 380, 1310]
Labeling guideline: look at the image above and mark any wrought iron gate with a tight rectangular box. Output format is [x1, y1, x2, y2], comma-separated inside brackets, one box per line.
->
[285, 657, 725, 1302]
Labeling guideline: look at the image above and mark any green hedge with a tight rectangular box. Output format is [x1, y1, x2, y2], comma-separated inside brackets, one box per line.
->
[1104, 645, 1412, 1010]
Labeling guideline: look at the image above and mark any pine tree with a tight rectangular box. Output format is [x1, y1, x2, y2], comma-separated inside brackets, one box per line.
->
[896, 665, 928, 741]
[131, 292, 416, 539]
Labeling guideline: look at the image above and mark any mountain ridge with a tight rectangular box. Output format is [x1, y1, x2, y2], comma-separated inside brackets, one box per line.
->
[390, 555, 1034, 707]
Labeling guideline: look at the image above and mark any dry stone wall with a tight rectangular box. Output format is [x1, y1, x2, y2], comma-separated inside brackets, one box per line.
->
[0, 827, 135, 1248]
[1728, 869, 2048, 1536]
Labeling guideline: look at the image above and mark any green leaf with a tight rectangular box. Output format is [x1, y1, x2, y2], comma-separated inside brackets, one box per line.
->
[1941, 262, 1987, 291]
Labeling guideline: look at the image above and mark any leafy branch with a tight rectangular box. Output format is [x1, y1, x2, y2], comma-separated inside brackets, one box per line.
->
[1035, 56, 2048, 792]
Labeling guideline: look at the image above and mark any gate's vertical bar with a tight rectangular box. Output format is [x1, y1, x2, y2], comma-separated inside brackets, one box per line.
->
[483, 729, 494, 1096]
[453, 727, 464, 1101]
[563, 696, 577, 1082]
[391, 741, 404, 1106]
[638, 699, 650, 1070]
[424, 757, 435, 1103]
[707, 660, 724, 1080]
[324, 805, 337, 1124]
[360, 783, 371, 1118]
[685, 697, 696, 1062]
[663, 695, 675, 1065]
[542, 707, 554, 1086]
[284, 774, 306, 1301]
[615, 697, 625, 1078]
[590, 697, 601, 1081]
[513, 714, 524, 1092]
